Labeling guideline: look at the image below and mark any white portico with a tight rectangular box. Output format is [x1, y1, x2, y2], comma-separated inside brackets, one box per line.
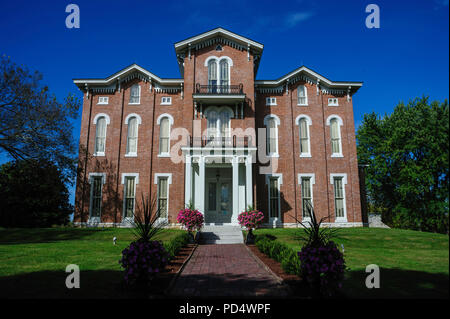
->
[183, 152, 255, 225]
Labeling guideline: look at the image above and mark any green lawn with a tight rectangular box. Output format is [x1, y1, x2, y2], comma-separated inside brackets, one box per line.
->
[0, 227, 183, 298]
[253, 227, 449, 298]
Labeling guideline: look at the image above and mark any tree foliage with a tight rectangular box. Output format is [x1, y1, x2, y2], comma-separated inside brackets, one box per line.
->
[0, 55, 80, 183]
[0, 159, 73, 227]
[357, 97, 449, 233]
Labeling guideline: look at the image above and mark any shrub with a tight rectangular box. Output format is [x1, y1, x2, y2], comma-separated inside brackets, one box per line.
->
[298, 241, 345, 296]
[177, 208, 204, 232]
[119, 195, 168, 289]
[164, 232, 191, 260]
[255, 237, 300, 275]
[119, 239, 168, 287]
[238, 209, 264, 230]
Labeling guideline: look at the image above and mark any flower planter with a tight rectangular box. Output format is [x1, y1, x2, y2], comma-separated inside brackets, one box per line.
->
[245, 229, 256, 245]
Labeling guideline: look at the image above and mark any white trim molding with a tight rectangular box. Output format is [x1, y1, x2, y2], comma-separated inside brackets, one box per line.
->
[154, 173, 173, 185]
[89, 172, 106, 184]
[330, 173, 348, 223]
[121, 173, 139, 185]
[125, 113, 142, 125]
[204, 55, 234, 67]
[93, 113, 110, 125]
[156, 113, 174, 126]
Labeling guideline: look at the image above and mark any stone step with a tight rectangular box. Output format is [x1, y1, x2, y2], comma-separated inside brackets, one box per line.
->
[200, 226, 244, 244]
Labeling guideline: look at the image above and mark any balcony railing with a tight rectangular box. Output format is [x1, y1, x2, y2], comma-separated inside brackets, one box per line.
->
[195, 83, 243, 95]
[187, 135, 252, 148]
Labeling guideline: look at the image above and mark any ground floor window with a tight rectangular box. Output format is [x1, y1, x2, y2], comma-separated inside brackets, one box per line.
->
[157, 177, 168, 219]
[90, 176, 103, 218]
[269, 177, 280, 218]
[301, 177, 312, 218]
[124, 176, 136, 218]
[331, 174, 347, 220]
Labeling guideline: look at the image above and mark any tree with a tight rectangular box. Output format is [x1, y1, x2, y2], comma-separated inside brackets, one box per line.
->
[0, 159, 72, 227]
[357, 97, 449, 233]
[0, 55, 80, 183]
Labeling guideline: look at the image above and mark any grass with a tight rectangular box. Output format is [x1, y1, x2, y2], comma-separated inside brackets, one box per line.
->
[0, 227, 183, 298]
[252, 227, 449, 298]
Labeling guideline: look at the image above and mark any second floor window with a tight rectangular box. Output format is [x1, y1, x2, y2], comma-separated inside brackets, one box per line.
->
[264, 115, 279, 156]
[208, 60, 217, 88]
[159, 117, 170, 155]
[94, 116, 107, 155]
[330, 118, 341, 155]
[206, 108, 232, 139]
[130, 84, 140, 104]
[299, 118, 310, 155]
[126, 117, 138, 155]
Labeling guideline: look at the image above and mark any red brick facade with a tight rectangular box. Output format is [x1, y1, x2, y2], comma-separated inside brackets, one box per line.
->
[73, 28, 363, 227]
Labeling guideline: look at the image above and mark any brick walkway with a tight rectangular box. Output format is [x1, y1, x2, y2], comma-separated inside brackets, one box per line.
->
[168, 244, 289, 297]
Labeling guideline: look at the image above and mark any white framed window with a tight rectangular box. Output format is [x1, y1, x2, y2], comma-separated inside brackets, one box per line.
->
[122, 173, 139, 221]
[331, 173, 347, 222]
[326, 115, 343, 157]
[266, 174, 283, 223]
[266, 97, 277, 106]
[129, 84, 141, 104]
[93, 113, 110, 156]
[297, 85, 308, 106]
[264, 114, 280, 157]
[98, 96, 109, 105]
[298, 174, 315, 221]
[154, 173, 172, 221]
[205, 56, 233, 93]
[204, 106, 233, 140]
[125, 113, 141, 157]
[88, 173, 106, 222]
[161, 97, 172, 105]
[328, 98, 339, 106]
[295, 115, 312, 157]
[157, 113, 174, 157]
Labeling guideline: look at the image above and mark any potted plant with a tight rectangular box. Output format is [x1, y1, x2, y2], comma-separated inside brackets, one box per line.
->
[295, 201, 345, 297]
[119, 195, 168, 292]
[176, 202, 204, 243]
[237, 205, 264, 244]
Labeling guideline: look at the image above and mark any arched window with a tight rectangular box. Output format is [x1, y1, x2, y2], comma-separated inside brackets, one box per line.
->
[219, 60, 229, 92]
[208, 60, 217, 92]
[297, 85, 308, 105]
[126, 117, 138, 155]
[94, 116, 108, 156]
[295, 115, 312, 157]
[130, 84, 140, 104]
[264, 114, 280, 157]
[326, 115, 343, 157]
[205, 107, 233, 141]
[157, 114, 173, 156]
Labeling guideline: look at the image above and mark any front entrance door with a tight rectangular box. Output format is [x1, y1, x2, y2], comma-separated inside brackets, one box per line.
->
[205, 178, 232, 224]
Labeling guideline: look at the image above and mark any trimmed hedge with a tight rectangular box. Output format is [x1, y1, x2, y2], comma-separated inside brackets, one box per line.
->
[163, 232, 191, 260]
[255, 235, 301, 276]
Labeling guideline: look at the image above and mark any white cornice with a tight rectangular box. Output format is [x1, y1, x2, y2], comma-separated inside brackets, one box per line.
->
[255, 66, 363, 91]
[73, 64, 183, 87]
[174, 27, 264, 51]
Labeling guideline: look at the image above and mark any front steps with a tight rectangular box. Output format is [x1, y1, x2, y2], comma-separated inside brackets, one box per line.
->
[200, 225, 244, 244]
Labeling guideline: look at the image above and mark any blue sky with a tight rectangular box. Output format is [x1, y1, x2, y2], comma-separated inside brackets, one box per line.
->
[0, 0, 448, 204]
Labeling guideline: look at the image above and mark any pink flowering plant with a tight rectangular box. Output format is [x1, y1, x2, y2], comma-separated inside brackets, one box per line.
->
[238, 208, 264, 231]
[177, 208, 204, 233]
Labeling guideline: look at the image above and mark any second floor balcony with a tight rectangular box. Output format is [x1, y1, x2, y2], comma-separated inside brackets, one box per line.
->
[193, 83, 246, 104]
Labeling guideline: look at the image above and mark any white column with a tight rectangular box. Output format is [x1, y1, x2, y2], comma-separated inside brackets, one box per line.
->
[184, 155, 192, 207]
[198, 157, 205, 214]
[245, 156, 253, 209]
[232, 157, 239, 224]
